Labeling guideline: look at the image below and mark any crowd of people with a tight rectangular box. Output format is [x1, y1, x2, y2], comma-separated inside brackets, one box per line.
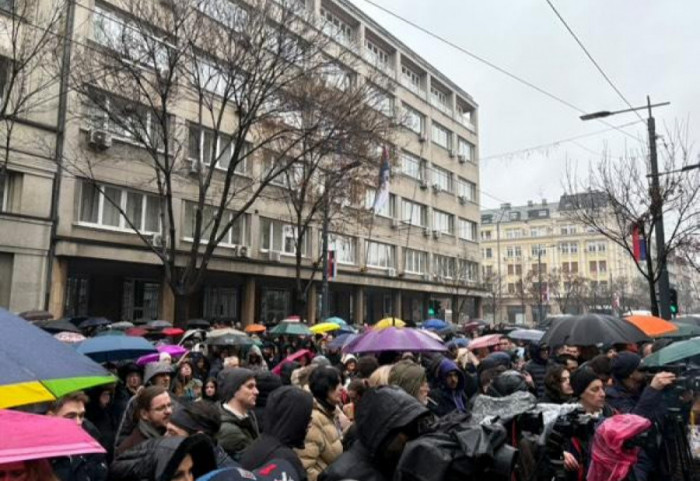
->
[4, 322, 700, 481]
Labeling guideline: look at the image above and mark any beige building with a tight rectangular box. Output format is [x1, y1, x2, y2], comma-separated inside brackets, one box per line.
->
[0, 0, 484, 324]
[480, 195, 644, 325]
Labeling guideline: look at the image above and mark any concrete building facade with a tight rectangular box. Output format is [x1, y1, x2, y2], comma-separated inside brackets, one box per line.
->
[0, 0, 484, 325]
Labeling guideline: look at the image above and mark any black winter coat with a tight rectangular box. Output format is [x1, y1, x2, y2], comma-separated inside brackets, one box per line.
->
[240, 386, 312, 481]
[52, 420, 108, 481]
[524, 358, 548, 399]
[320, 386, 430, 481]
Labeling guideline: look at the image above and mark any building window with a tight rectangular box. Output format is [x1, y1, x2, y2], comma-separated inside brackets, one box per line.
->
[0, 56, 10, 106]
[531, 244, 547, 256]
[530, 226, 547, 237]
[402, 103, 424, 135]
[367, 84, 394, 117]
[203, 287, 238, 321]
[457, 137, 473, 161]
[508, 283, 515, 294]
[400, 151, 424, 181]
[431, 122, 451, 149]
[562, 262, 579, 274]
[0, 170, 17, 213]
[458, 218, 477, 241]
[457, 177, 476, 201]
[433, 254, 455, 279]
[482, 248, 493, 259]
[183, 202, 247, 246]
[365, 39, 390, 69]
[531, 263, 547, 274]
[505, 228, 522, 239]
[559, 241, 578, 254]
[64, 277, 89, 317]
[431, 166, 453, 192]
[432, 209, 454, 235]
[404, 248, 427, 274]
[560, 224, 577, 235]
[260, 288, 290, 324]
[430, 85, 450, 113]
[188, 124, 249, 174]
[481, 230, 492, 240]
[459, 260, 479, 282]
[197, 0, 248, 31]
[320, 7, 355, 46]
[122, 279, 160, 321]
[587, 241, 606, 253]
[79, 181, 161, 233]
[365, 241, 395, 269]
[400, 199, 427, 227]
[260, 218, 309, 256]
[506, 246, 522, 258]
[323, 233, 356, 265]
[364, 188, 395, 218]
[401, 65, 422, 94]
[85, 92, 164, 147]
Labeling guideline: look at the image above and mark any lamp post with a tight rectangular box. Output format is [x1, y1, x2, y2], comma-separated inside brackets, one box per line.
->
[580, 97, 672, 319]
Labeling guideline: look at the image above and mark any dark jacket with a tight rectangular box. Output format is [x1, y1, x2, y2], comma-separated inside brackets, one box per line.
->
[217, 403, 259, 461]
[524, 346, 548, 399]
[320, 386, 430, 481]
[52, 420, 108, 481]
[429, 359, 469, 417]
[252, 371, 283, 430]
[109, 434, 216, 481]
[241, 386, 313, 481]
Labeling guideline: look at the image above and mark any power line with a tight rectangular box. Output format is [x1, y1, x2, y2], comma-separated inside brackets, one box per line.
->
[357, 0, 641, 141]
[544, 0, 645, 122]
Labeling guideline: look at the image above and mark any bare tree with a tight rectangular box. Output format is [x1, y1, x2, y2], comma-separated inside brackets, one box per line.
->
[564, 125, 700, 316]
[547, 268, 587, 315]
[480, 269, 502, 322]
[63, 0, 385, 322]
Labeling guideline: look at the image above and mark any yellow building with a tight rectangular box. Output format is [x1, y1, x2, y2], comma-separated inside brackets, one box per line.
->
[480, 194, 643, 325]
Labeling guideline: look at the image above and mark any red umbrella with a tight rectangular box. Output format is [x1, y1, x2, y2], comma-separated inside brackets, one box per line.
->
[0, 409, 105, 463]
[125, 327, 148, 337]
[468, 334, 503, 350]
[271, 349, 314, 374]
[162, 327, 185, 337]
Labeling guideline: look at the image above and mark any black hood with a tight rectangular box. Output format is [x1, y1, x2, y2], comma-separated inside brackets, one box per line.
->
[528, 343, 548, 365]
[263, 386, 313, 449]
[355, 386, 430, 456]
[255, 371, 283, 409]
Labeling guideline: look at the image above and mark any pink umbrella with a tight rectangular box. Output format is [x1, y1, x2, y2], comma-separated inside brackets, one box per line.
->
[0, 409, 105, 463]
[136, 344, 189, 366]
[271, 349, 314, 375]
[468, 334, 503, 350]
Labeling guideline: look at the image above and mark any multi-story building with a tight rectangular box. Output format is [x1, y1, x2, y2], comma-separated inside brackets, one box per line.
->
[0, 0, 484, 325]
[480, 194, 644, 325]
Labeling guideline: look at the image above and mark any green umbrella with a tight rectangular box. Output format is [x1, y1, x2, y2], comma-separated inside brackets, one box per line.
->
[269, 321, 313, 336]
[641, 338, 700, 367]
[665, 322, 700, 338]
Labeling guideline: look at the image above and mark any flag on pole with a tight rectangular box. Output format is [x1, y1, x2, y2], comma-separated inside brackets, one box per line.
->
[372, 146, 391, 214]
[632, 224, 647, 261]
[328, 250, 337, 280]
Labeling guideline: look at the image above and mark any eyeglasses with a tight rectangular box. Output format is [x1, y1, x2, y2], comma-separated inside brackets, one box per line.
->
[151, 403, 173, 413]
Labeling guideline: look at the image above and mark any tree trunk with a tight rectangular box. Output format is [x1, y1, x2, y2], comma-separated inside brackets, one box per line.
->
[173, 291, 190, 328]
[647, 276, 659, 316]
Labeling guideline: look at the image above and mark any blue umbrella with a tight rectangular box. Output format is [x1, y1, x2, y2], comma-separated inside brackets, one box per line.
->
[325, 316, 348, 326]
[450, 337, 470, 347]
[76, 336, 157, 363]
[328, 333, 357, 350]
[423, 318, 448, 330]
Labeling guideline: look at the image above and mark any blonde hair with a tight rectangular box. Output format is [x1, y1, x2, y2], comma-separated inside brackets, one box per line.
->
[367, 364, 392, 387]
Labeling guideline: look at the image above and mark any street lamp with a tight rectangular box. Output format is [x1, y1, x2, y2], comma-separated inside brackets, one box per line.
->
[580, 97, 672, 319]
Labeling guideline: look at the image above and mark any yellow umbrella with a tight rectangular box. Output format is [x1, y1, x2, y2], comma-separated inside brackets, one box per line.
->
[310, 322, 342, 334]
[374, 318, 406, 329]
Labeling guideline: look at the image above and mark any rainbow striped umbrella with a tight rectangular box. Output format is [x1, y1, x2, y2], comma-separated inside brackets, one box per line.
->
[0, 309, 115, 409]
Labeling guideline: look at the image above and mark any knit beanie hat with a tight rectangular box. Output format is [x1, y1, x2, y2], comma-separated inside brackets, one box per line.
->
[571, 367, 599, 398]
[389, 360, 427, 399]
[611, 352, 641, 381]
[311, 355, 331, 367]
[217, 368, 255, 402]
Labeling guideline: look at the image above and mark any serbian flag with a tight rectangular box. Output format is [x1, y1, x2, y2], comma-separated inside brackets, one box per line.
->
[328, 250, 337, 280]
[632, 224, 647, 261]
[372, 146, 391, 214]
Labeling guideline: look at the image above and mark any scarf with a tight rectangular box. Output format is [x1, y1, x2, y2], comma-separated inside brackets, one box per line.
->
[138, 419, 165, 439]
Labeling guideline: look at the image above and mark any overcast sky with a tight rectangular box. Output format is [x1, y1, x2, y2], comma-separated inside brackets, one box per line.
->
[349, 0, 700, 209]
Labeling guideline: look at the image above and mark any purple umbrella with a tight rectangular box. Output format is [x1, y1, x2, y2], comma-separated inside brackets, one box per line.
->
[327, 333, 358, 350]
[136, 344, 188, 366]
[343, 327, 446, 354]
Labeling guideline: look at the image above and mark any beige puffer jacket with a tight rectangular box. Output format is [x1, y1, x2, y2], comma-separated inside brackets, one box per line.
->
[295, 398, 343, 481]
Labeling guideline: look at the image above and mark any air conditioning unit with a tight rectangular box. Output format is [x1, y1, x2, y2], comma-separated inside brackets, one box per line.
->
[458, 195, 467, 205]
[391, 218, 400, 229]
[150, 232, 165, 247]
[449, 149, 456, 158]
[387, 267, 397, 277]
[423, 227, 431, 237]
[422, 272, 431, 281]
[432, 183, 441, 194]
[188, 161, 200, 175]
[457, 154, 467, 164]
[418, 134, 427, 143]
[267, 250, 281, 262]
[419, 179, 428, 190]
[237, 245, 250, 258]
[433, 229, 442, 240]
[88, 129, 112, 150]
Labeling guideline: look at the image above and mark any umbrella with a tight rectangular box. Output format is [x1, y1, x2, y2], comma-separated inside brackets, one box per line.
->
[468, 333, 503, 350]
[125, 327, 149, 337]
[186, 319, 211, 329]
[0, 409, 106, 463]
[18, 309, 53, 321]
[624, 315, 678, 337]
[147, 320, 172, 330]
[53, 331, 86, 344]
[541, 313, 649, 347]
[206, 334, 254, 347]
[343, 327, 446, 354]
[244, 324, 267, 334]
[420, 329, 444, 342]
[76, 336, 157, 363]
[269, 322, 313, 337]
[327, 333, 358, 350]
[281, 315, 303, 323]
[423, 318, 448, 330]
[208, 327, 248, 338]
[271, 349, 315, 374]
[338, 324, 358, 334]
[95, 329, 126, 337]
[675, 315, 700, 327]
[310, 322, 341, 334]
[462, 321, 485, 332]
[162, 327, 185, 337]
[136, 344, 189, 366]
[508, 329, 545, 342]
[0, 308, 115, 409]
[35, 319, 82, 334]
[325, 316, 347, 326]
[665, 322, 700, 338]
[110, 321, 134, 330]
[641, 338, 700, 367]
[451, 338, 470, 347]
[374, 317, 406, 329]
[78, 317, 111, 330]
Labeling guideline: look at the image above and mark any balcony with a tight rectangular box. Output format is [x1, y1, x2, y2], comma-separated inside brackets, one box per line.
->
[430, 95, 452, 117]
[400, 76, 426, 98]
[321, 23, 358, 51]
[363, 50, 395, 78]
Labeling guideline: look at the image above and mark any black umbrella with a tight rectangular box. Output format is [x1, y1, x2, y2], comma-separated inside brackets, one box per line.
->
[205, 333, 254, 347]
[146, 320, 172, 330]
[34, 319, 82, 334]
[187, 319, 211, 329]
[19, 310, 54, 321]
[79, 317, 112, 330]
[675, 315, 700, 327]
[541, 313, 649, 347]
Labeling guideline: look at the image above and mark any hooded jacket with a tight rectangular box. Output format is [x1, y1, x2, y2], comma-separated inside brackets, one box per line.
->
[109, 434, 216, 481]
[524, 344, 548, 398]
[252, 371, 283, 429]
[245, 345, 269, 372]
[320, 386, 430, 481]
[295, 398, 344, 481]
[241, 386, 313, 480]
[429, 359, 468, 417]
[217, 368, 259, 460]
